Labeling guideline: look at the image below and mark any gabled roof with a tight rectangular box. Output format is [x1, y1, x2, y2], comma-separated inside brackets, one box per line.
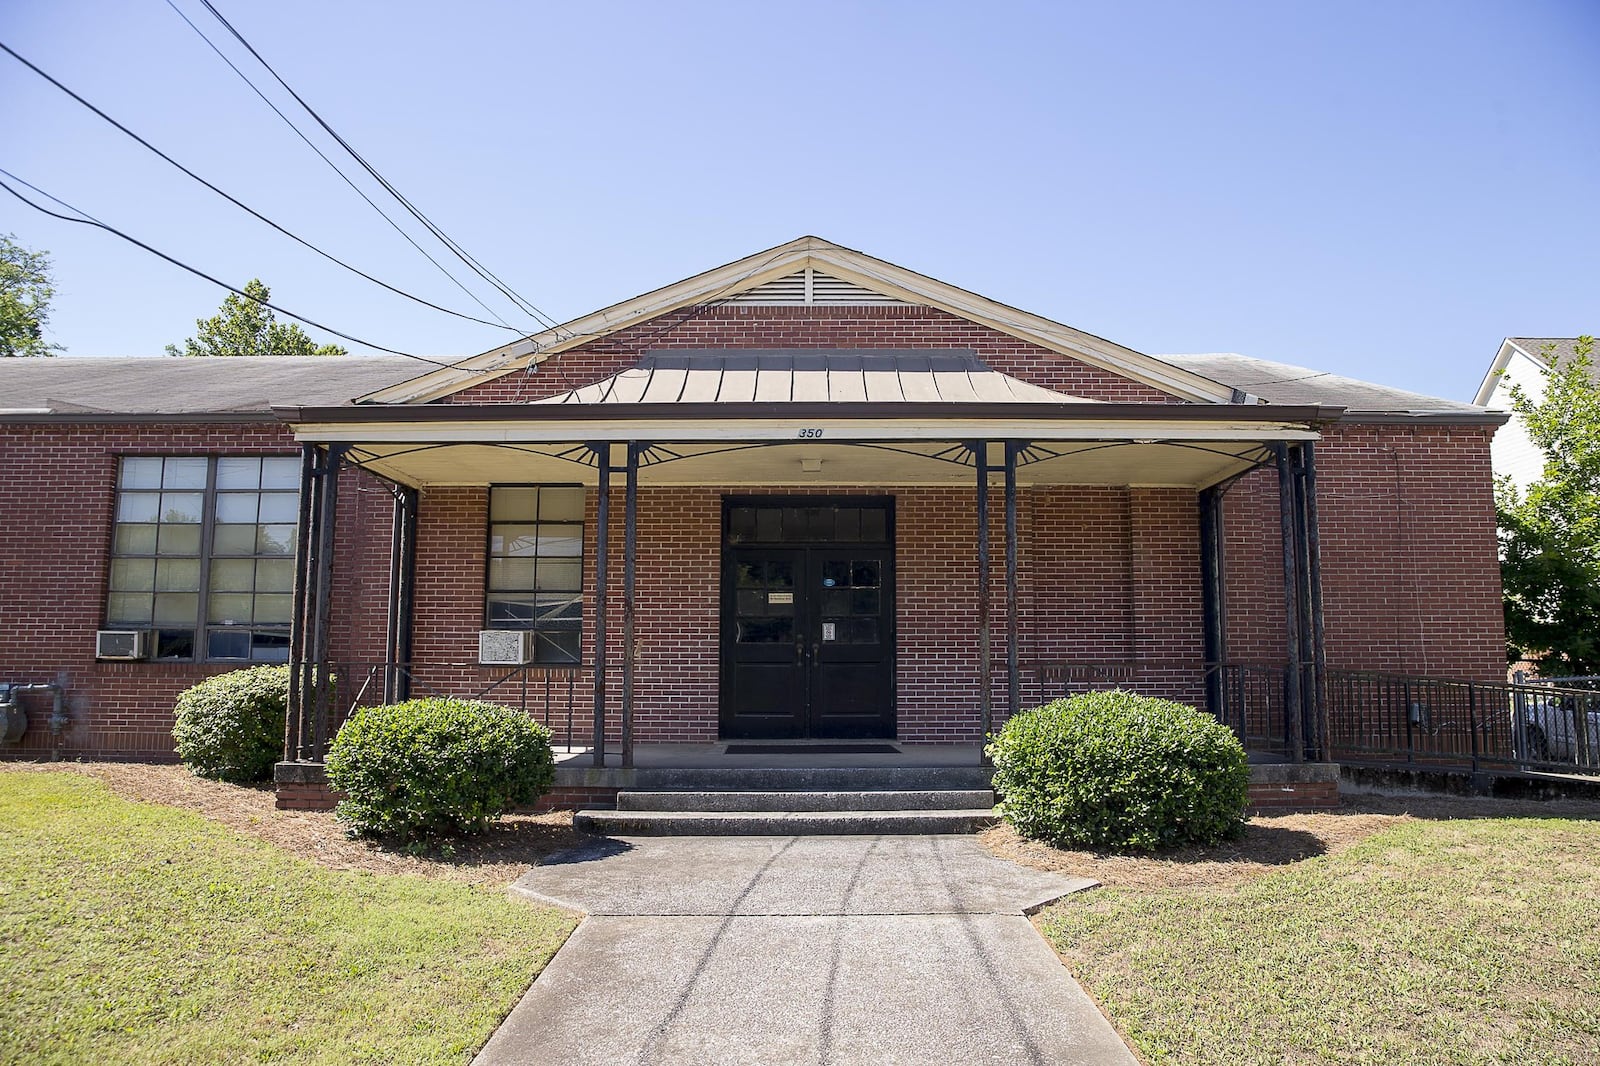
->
[358, 236, 1241, 406]
[1474, 337, 1595, 406]
[0, 356, 421, 420]
[537, 350, 1099, 406]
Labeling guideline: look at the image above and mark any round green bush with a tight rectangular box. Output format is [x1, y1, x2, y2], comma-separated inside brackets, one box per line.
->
[325, 698, 555, 838]
[171, 665, 289, 784]
[986, 689, 1249, 852]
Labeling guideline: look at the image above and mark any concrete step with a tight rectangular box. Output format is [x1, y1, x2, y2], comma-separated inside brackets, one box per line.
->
[600, 767, 994, 792]
[574, 808, 1000, 837]
[615, 789, 995, 813]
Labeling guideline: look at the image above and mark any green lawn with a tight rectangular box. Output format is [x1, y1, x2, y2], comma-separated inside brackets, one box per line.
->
[1041, 814, 1600, 1066]
[0, 770, 577, 1065]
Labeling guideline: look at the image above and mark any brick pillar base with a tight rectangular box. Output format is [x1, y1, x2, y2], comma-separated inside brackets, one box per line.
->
[1246, 762, 1341, 813]
[274, 760, 342, 811]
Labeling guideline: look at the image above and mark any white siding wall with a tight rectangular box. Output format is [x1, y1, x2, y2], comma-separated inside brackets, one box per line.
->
[1486, 349, 1549, 494]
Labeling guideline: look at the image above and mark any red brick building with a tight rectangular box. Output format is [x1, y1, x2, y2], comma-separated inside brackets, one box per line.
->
[0, 238, 1507, 796]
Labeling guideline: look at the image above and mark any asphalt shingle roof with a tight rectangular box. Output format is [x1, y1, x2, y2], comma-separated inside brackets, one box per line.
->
[1160, 353, 1490, 415]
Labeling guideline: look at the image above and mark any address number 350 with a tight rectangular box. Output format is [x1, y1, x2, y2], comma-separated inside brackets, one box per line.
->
[796, 428, 824, 438]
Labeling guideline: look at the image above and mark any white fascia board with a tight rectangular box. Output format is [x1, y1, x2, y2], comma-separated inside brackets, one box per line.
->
[293, 417, 1320, 445]
[359, 236, 1238, 406]
[1473, 340, 1518, 407]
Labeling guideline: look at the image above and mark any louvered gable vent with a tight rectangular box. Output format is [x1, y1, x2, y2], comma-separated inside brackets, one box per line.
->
[726, 267, 909, 306]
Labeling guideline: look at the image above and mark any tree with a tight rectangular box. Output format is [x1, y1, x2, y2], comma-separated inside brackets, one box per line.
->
[166, 279, 346, 357]
[0, 233, 61, 357]
[1497, 335, 1600, 675]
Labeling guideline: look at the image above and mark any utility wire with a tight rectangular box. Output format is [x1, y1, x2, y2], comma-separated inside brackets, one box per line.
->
[190, 0, 565, 336]
[0, 40, 519, 333]
[0, 167, 469, 369]
[160, 0, 525, 332]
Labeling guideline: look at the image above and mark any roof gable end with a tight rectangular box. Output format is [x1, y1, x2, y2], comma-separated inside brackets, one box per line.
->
[360, 236, 1237, 405]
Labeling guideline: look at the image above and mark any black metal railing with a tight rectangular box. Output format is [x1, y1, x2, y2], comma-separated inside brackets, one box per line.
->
[287, 660, 588, 760]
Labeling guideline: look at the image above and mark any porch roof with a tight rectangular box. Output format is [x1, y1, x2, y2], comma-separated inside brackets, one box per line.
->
[534, 350, 1098, 406]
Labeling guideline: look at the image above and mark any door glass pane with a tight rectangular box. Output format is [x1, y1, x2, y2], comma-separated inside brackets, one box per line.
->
[767, 559, 794, 589]
[735, 561, 762, 588]
[860, 508, 887, 542]
[215, 457, 261, 490]
[851, 588, 880, 615]
[834, 509, 861, 541]
[737, 617, 794, 643]
[850, 618, 880, 644]
[729, 507, 756, 543]
[755, 509, 781, 542]
[852, 561, 881, 588]
[822, 589, 850, 616]
[737, 590, 766, 617]
[822, 560, 849, 588]
[806, 507, 832, 539]
[781, 508, 805, 539]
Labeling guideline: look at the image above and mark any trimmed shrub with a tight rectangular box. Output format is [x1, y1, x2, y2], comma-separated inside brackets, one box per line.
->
[986, 689, 1249, 852]
[171, 665, 289, 784]
[326, 698, 555, 838]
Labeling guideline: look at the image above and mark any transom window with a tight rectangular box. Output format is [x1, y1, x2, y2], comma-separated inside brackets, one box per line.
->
[107, 455, 298, 661]
[485, 485, 584, 664]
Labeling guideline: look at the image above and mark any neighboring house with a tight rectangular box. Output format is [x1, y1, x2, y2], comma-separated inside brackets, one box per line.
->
[0, 237, 1510, 803]
[1474, 337, 1590, 494]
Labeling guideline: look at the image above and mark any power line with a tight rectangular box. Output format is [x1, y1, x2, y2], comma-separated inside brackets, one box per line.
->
[0, 39, 519, 333]
[0, 167, 470, 369]
[159, 0, 526, 333]
[189, 0, 566, 337]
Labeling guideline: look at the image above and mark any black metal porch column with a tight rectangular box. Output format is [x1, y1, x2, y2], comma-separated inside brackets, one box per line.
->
[971, 441, 992, 762]
[1198, 485, 1228, 723]
[382, 485, 419, 705]
[1004, 441, 1024, 720]
[290, 443, 346, 762]
[1274, 442, 1305, 762]
[621, 441, 643, 770]
[285, 443, 316, 763]
[1298, 442, 1329, 759]
[591, 444, 611, 768]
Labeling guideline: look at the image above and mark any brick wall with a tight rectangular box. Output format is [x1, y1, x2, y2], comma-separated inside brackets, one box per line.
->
[444, 304, 1180, 405]
[0, 422, 392, 760]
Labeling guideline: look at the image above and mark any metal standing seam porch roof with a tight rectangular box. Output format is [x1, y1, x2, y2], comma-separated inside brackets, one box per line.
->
[275, 350, 1346, 490]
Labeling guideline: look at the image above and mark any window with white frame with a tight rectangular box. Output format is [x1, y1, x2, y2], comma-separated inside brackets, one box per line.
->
[106, 455, 299, 661]
[485, 485, 584, 663]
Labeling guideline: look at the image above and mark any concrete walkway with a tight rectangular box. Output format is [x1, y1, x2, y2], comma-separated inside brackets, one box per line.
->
[474, 835, 1139, 1066]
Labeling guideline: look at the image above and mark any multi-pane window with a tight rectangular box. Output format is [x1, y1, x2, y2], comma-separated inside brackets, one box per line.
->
[486, 486, 584, 663]
[106, 456, 298, 662]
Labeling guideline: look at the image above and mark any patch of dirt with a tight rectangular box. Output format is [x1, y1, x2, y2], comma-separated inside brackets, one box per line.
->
[6, 761, 585, 887]
[982, 792, 1600, 891]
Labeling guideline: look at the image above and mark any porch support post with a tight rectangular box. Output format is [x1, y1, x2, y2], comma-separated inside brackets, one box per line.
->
[1299, 442, 1329, 760]
[308, 443, 345, 761]
[591, 444, 610, 768]
[285, 443, 316, 763]
[622, 441, 642, 770]
[971, 441, 992, 762]
[382, 485, 418, 705]
[1273, 442, 1304, 762]
[1004, 440, 1024, 721]
[1198, 485, 1228, 724]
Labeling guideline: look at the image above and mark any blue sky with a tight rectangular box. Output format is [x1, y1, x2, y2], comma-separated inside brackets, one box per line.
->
[4, 0, 1597, 400]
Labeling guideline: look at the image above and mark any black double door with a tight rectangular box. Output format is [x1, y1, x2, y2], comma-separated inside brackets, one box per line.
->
[720, 505, 895, 739]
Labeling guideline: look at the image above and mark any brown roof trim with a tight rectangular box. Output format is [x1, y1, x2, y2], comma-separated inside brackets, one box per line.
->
[275, 401, 1347, 424]
[1336, 411, 1509, 426]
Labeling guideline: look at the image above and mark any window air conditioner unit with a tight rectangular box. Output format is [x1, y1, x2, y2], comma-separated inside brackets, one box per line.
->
[97, 630, 148, 661]
[478, 630, 533, 666]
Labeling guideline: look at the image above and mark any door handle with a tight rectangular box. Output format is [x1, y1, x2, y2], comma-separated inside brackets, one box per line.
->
[796, 640, 805, 666]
